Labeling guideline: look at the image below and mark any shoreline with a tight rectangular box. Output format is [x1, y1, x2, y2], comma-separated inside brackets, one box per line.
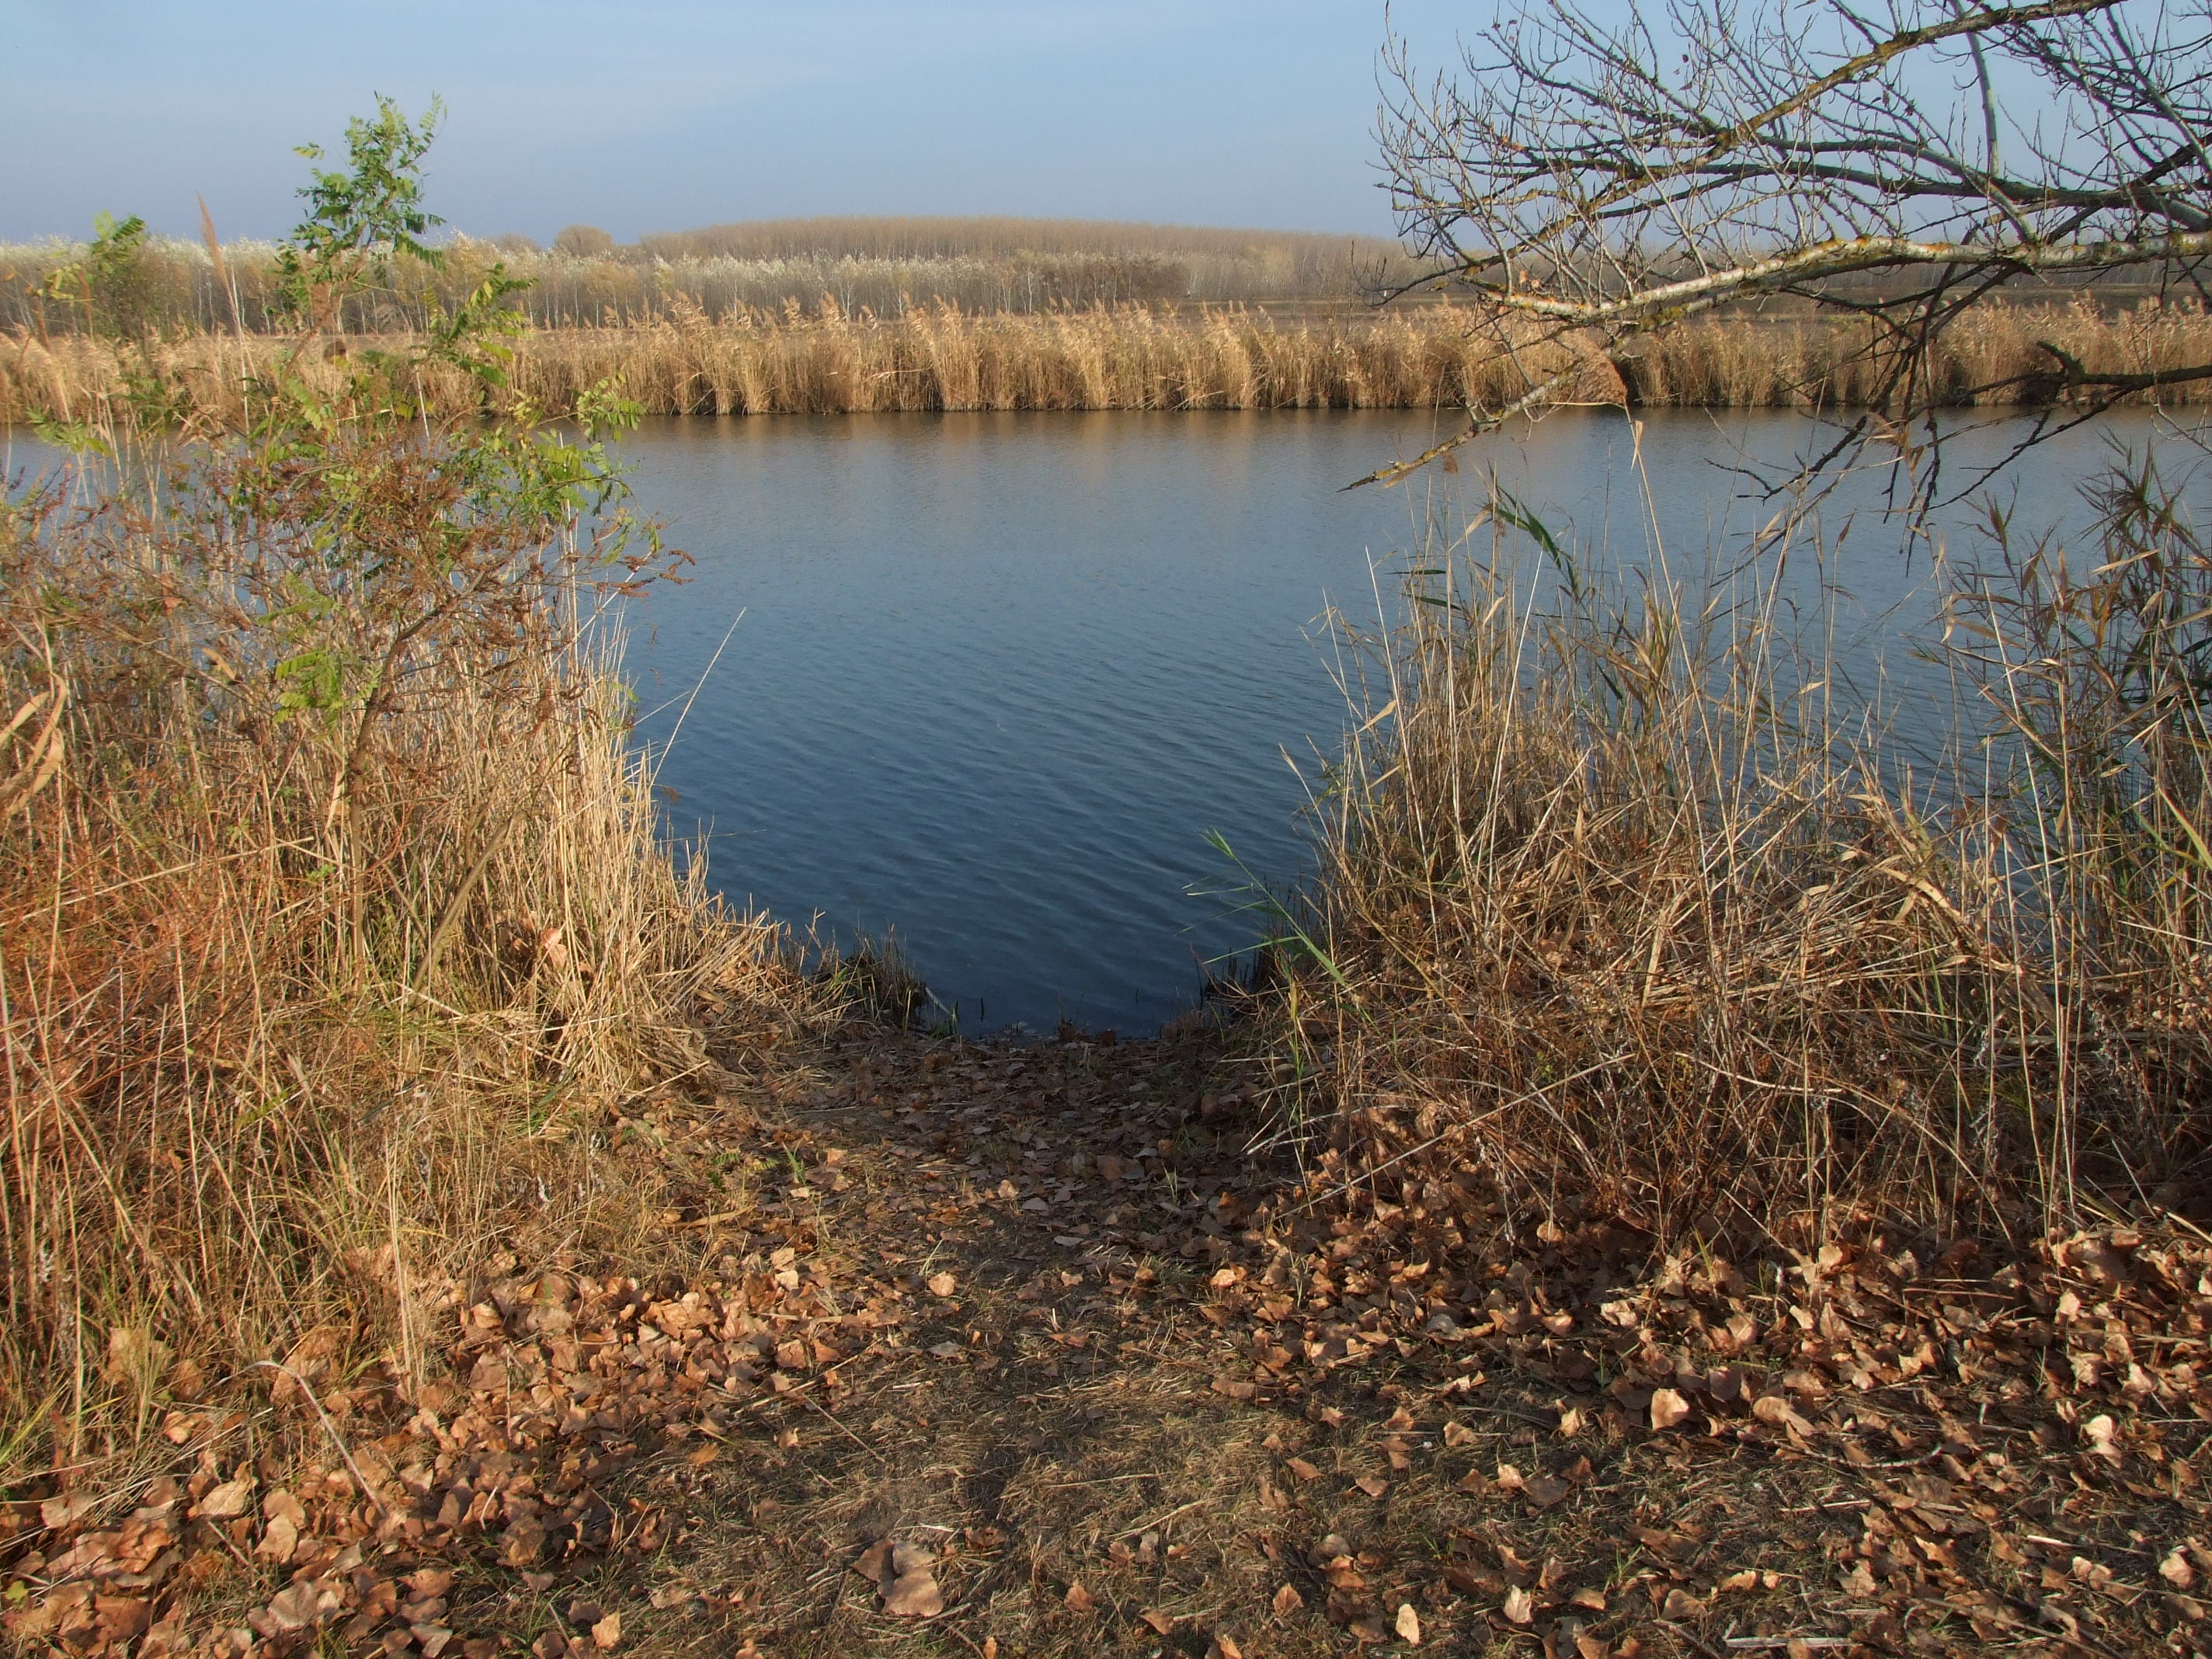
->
[10, 297, 2212, 426]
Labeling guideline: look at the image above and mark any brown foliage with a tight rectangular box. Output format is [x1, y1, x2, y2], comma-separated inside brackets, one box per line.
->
[0, 426, 807, 1495]
[1271, 468, 2212, 1252]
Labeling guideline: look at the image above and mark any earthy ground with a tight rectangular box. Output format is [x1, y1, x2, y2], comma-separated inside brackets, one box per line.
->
[10, 1018, 2212, 1657]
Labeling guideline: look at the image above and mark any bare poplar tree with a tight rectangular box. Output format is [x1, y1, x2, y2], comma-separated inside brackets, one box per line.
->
[1369, 0, 2212, 491]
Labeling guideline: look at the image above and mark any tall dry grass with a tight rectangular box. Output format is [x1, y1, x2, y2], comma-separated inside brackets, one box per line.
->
[10, 298, 2211, 428]
[0, 420, 805, 1488]
[0, 303, 1605, 426]
[1273, 458, 2210, 1252]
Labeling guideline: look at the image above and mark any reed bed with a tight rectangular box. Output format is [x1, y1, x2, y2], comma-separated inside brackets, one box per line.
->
[0, 302, 1569, 425]
[0, 422, 808, 1489]
[1623, 294, 2212, 409]
[1274, 464, 2211, 1252]
[10, 299, 2211, 429]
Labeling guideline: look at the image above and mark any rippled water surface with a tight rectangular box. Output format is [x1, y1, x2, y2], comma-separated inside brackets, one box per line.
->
[614, 406, 2186, 1033]
[620, 410, 1459, 1034]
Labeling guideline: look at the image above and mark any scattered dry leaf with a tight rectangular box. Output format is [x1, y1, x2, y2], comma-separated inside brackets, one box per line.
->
[2082, 1414, 2121, 1461]
[1751, 1394, 1814, 1435]
[1521, 1472, 1571, 1508]
[195, 1476, 256, 1519]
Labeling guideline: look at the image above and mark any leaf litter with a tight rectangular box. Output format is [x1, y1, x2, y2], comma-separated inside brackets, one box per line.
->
[7, 1016, 2212, 1656]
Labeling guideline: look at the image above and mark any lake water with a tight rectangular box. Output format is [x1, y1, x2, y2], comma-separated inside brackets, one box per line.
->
[611, 406, 2189, 1034]
[6, 406, 2192, 1034]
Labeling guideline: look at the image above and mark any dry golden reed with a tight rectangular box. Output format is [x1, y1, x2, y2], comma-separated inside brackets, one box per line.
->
[1, 220, 1424, 334]
[0, 439, 811, 1488]
[9, 298, 2210, 429]
[1271, 468, 2211, 1253]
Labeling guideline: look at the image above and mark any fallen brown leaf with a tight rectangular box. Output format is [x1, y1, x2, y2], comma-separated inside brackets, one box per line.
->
[195, 1476, 256, 1519]
[883, 1570, 944, 1619]
[1521, 1472, 1571, 1508]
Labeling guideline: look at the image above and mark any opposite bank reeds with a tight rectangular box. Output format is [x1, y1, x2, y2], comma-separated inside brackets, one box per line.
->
[9, 294, 2212, 427]
[1273, 457, 2212, 1254]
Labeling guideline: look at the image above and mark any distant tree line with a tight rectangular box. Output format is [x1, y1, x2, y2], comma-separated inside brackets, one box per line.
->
[0, 216, 1428, 337]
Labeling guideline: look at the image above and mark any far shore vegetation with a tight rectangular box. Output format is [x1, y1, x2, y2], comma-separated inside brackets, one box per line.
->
[7, 216, 2212, 423]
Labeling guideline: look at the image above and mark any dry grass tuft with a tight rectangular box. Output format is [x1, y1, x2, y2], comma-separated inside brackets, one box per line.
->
[0, 429, 814, 1495]
[1270, 461, 2212, 1254]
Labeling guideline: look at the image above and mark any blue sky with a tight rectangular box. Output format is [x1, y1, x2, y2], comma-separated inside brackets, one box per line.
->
[2, 1, 1469, 245]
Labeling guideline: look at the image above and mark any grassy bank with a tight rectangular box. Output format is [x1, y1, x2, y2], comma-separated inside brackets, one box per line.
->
[1261, 461, 2212, 1258]
[0, 99, 840, 1509]
[0, 419, 823, 1500]
[9, 294, 2212, 426]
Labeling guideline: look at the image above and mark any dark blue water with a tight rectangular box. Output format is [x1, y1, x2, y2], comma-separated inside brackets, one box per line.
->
[615, 410, 1456, 1034]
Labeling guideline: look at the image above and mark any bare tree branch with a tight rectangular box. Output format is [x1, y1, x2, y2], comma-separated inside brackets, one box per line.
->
[1376, 0, 2212, 499]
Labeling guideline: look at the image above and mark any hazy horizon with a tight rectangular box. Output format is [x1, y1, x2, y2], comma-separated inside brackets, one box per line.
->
[2, 1, 1472, 248]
